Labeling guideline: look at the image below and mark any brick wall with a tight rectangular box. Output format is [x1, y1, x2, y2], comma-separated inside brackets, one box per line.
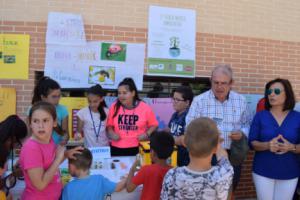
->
[2, 0, 300, 42]
[1, 20, 300, 198]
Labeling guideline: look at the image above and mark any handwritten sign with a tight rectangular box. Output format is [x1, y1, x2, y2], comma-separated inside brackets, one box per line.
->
[46, 12, 86, 45]
[0, 88, 16, 121]
[0, 34, 30, 79]
[45, 42, 145, 90]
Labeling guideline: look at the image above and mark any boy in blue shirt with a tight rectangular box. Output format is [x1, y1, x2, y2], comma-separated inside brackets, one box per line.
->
[61, 148, 126, 200]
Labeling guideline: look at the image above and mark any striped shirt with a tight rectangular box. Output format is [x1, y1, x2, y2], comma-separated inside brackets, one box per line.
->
[185, 90, 251, 149]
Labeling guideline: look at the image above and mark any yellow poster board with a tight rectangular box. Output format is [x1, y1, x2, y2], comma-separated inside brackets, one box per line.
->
[0, 34, 30, 79]
[60, 97, 88, 138]
[0, 88, 16, 121]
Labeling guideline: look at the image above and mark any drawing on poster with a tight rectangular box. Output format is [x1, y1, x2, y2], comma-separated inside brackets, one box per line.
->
[169, 36, 180, 57]
[88, 66, 115, 85]
[101, 43, 126, 61]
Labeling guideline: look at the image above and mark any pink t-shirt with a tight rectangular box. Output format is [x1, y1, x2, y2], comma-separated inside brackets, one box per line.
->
[107, 101, 158, 148]
[19, 138, 62, 200]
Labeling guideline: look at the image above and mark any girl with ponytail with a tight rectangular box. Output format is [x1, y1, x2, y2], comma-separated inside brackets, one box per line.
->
[29, 76, 69, 145]
[75, 84, 109, 147]
[106, 78, 158, 156]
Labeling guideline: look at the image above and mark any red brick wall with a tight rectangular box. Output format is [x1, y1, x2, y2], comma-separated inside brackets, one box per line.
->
[2, 20, 300, 198]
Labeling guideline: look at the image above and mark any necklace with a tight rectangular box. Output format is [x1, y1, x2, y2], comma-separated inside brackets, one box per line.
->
[89, 107, 102, 143]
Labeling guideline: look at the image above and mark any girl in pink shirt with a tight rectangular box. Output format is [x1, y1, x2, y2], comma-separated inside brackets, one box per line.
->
[107, 78, 158, 156]
[20, 102, 82, 200]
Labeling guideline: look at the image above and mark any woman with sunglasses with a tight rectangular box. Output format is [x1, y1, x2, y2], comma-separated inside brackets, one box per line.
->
[249, 78, 300, 200]
[106, 78, 158, 156]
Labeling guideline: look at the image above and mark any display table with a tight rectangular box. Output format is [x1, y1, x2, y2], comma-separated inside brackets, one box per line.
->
[7, 156, 141, 200]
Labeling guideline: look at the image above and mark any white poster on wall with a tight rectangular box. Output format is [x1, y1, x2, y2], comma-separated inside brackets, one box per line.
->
[46, 12, 86, 45]
[44, 42, 145, 90]
[147, 5, 196, 77]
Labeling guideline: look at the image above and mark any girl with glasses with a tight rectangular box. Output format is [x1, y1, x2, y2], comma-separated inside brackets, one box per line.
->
[167, 85, 194, 166]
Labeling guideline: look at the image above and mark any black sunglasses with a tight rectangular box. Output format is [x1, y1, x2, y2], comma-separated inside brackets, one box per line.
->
[266, 88, 283, 95]
[3, 143, 24, 196]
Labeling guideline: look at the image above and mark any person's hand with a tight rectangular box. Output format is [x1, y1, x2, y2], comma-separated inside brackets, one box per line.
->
[55, 145, 66, 163]
[74, 132, 82, 141]
[138, 133, 149, 141]
[130, 159, 140, 172]
[12, 163, 23, 178]
[60, 134, 69, 145]
[277, 135, 294, 154]
[216, 137, 228, 159]
[269, 135, 281, 153]
[229, 131, 243, 141]
[174, 135, 185, 146]
[109, 132, 121, 141]
[65, 146, 84, 160]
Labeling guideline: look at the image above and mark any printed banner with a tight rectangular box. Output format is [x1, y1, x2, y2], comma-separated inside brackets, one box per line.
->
[147, 6, 196, 77]
[45, 42, 145, 90]
[0, 34, 30, 79]
[46, 12, 86, 45]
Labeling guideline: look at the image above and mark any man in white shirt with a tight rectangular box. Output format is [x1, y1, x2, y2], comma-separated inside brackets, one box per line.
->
[185, 64, 251, 191]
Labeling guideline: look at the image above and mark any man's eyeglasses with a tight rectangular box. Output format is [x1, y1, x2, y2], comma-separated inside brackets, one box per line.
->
[172, 98, 185, 103]
[266, 88, 283, 95]
[212, 81, 231, 86]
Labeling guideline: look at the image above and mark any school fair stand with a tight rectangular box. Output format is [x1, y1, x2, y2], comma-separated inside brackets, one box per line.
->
[7, 147, 142, 200]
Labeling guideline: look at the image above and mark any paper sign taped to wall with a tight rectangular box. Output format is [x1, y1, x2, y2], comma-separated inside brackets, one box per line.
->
[0, 88, 16, 121]
[0, 34, 30, 79]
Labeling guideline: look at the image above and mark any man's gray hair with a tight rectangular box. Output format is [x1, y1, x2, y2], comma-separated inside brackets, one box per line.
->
[211, 64, 233, 81]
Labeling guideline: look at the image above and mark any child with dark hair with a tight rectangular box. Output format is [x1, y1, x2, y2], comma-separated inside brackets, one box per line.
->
[20, 102, 82, 200]
[126, 131, 174, 200]
[106, 77, 158, 156]
[0, 115, 28, 198]
[28, 76, 69, 145]
[0, 115, 28, 161]
[161, 117, 233, 200]
[61, 148, 126, 200]
[167, 85, 193, 166]
[75, 84, 109, 147]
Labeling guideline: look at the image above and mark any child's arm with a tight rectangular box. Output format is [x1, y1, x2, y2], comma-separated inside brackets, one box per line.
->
[126, 160, 139, 192]
[27, 145, 65, 190]
[106, 126, 120, 141]
[215, 159, 234, 200]
[216, 138, 228, 161]
[115, 177, 127, 192]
